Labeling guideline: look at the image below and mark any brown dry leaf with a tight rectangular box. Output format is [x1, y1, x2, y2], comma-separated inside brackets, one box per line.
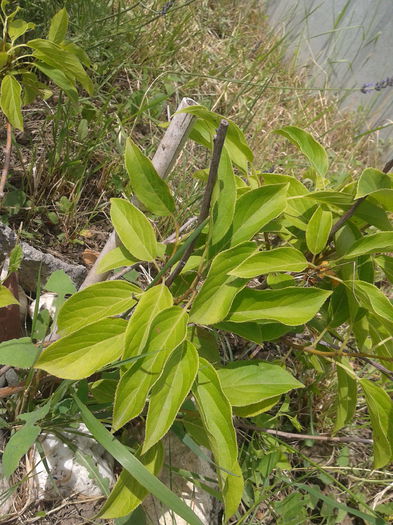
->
[81, 249, 99, 266]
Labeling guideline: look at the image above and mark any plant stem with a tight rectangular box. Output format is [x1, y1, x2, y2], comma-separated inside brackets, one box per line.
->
[165, 119, 229, 287]
[0, 120, 12, 201]
[237, 422, 372, 444]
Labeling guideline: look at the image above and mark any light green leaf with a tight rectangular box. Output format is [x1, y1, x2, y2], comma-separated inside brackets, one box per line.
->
[124, 284, 173, 360]
[229, 247, 308, 278]
[216, 321, 293, 343]
[360, 379, 393, 468]
[48, 8, 69, 43]
[190, 242, 257, 325]
[356, 168, 393, 199]
[0, 337, 39, 367]
[57, 280, 140, 335]
[306, 206, 332, 255]
[342, 232, 393, 259]
[35, 318, 127, 379]
[125, 138, 175, 216]
[96, 245, 139, 274]
[218, 361, 304, 407]
[193, 358, 243, 521]
[209, 148, 236, 253]
[226, 287, 332, 325]
[349, 280, 393, 326]
[8, 19, 34, 41]
[0, 284, 18, 307]
[110, 198, 158, 262]
[75, 398, 204, 525]
[143, 342, 198, 453]
[275, 126, 328, 177]
[334, 359, 357, 432]
[0, 74, 23, 130]
[3, 424, 40, 477]
[34, 62, 78, 102]
[230, 184, 288, 246]
[233, 397, 281, 417]
[99, 443, 164, 519]
[114, 306, 188, 430]
[263, 173, 311, 217]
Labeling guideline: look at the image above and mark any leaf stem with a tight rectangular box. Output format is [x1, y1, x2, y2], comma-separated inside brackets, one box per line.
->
[0, 120, 12, 201]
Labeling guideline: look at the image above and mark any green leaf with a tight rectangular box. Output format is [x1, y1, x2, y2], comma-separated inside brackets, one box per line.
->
[110, 198, 158, 262]
[34, 62, 78, 102]
[0, 284, 18, 307]
[263, 173, 311, 217]
[375, 255, 393, 283]
[183, 105, 253, 172]
[275, 126, 328, 177]
[3, 424, 40, 477]
[57, 280, 140, 335]
[360, 379, 393, 468]
[143, 342, 199, 453]
[216, 321, 293, 343]
[124, 284, 173, 359]
[356, 168, 393, 199]
[90, 378, 117, 404]
[217, 361, 304, 407]
[35, 318, 127, 379]
[48, 8, 69, 43]
[190, 242, 257, 325]
[45, 270, 76, 296]
[113, 306, 188, 430]
[0, 74, 23, 130]
[342, 232, 393, 259]
[125, 138, 175, 216]
[99, 443, 164, 519]
[0, 337, 39, 367]
[8, 19, 34, 41]
[334, 359, 357, 432]
[209, 148, 236, 253]
[349, 280, 393, 327]
[229, 247, 308, 278]
[226, 287, 332, 325]
[96, 245, 139, 274]
[233, 397, 281, 417]
[305, 206, 332, 255]
[230, 184, 288, 246]
[193, 358, 243, 521]
[75, 397, 204, 525]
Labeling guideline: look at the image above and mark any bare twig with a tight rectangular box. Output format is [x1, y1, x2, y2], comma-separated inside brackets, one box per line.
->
[0, 121, 12, 200]
[329, 156, 393, 240]
[165, 119, 229, 287]
[237, 422, 372, 444]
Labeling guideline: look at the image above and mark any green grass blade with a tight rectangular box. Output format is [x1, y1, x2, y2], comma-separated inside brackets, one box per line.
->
[73, 396, 204, 525]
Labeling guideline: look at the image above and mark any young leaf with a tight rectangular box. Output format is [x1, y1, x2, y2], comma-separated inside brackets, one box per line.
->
[217, 361, 304, 407]
[3, 424, 40, 477]
[143, 342, 198, 453]
[0, 337, 39, 367]
[124, 284, 173, 359]
[190, 242, 257, 325]
[360, 379, 393, 468]
[0, 284, 19, 307]
[48, 8, 69, 43]
[125, 138, 175, 216]
[113, 307, 188, 430]
[75, 397, 204, 525]
[334, 359, 357, 432]
[305, 206, 332, 255]
[226, 287, 332, 325]
[110, 198, 158, 262]
[8, 19, 34, 42]
[229, 247, 308, 278]
[343, 232, 393, 259]
[275, 126, 329, 177]
[193, 358, 243, 521]
[35, 318, 127, 379]
[356, 168, 393, 199]
[98, 443, 164, 519]
[0, 75, 23, 130]
[209, 148, 236, 253]
[230, 184, 288, 246]
[57, 281, 141, 335]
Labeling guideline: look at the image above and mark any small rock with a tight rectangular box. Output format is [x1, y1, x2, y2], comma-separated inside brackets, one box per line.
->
[0, 223, 16, 264]
[4, 368, 19, 386]
[19, 242, 87, 292]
